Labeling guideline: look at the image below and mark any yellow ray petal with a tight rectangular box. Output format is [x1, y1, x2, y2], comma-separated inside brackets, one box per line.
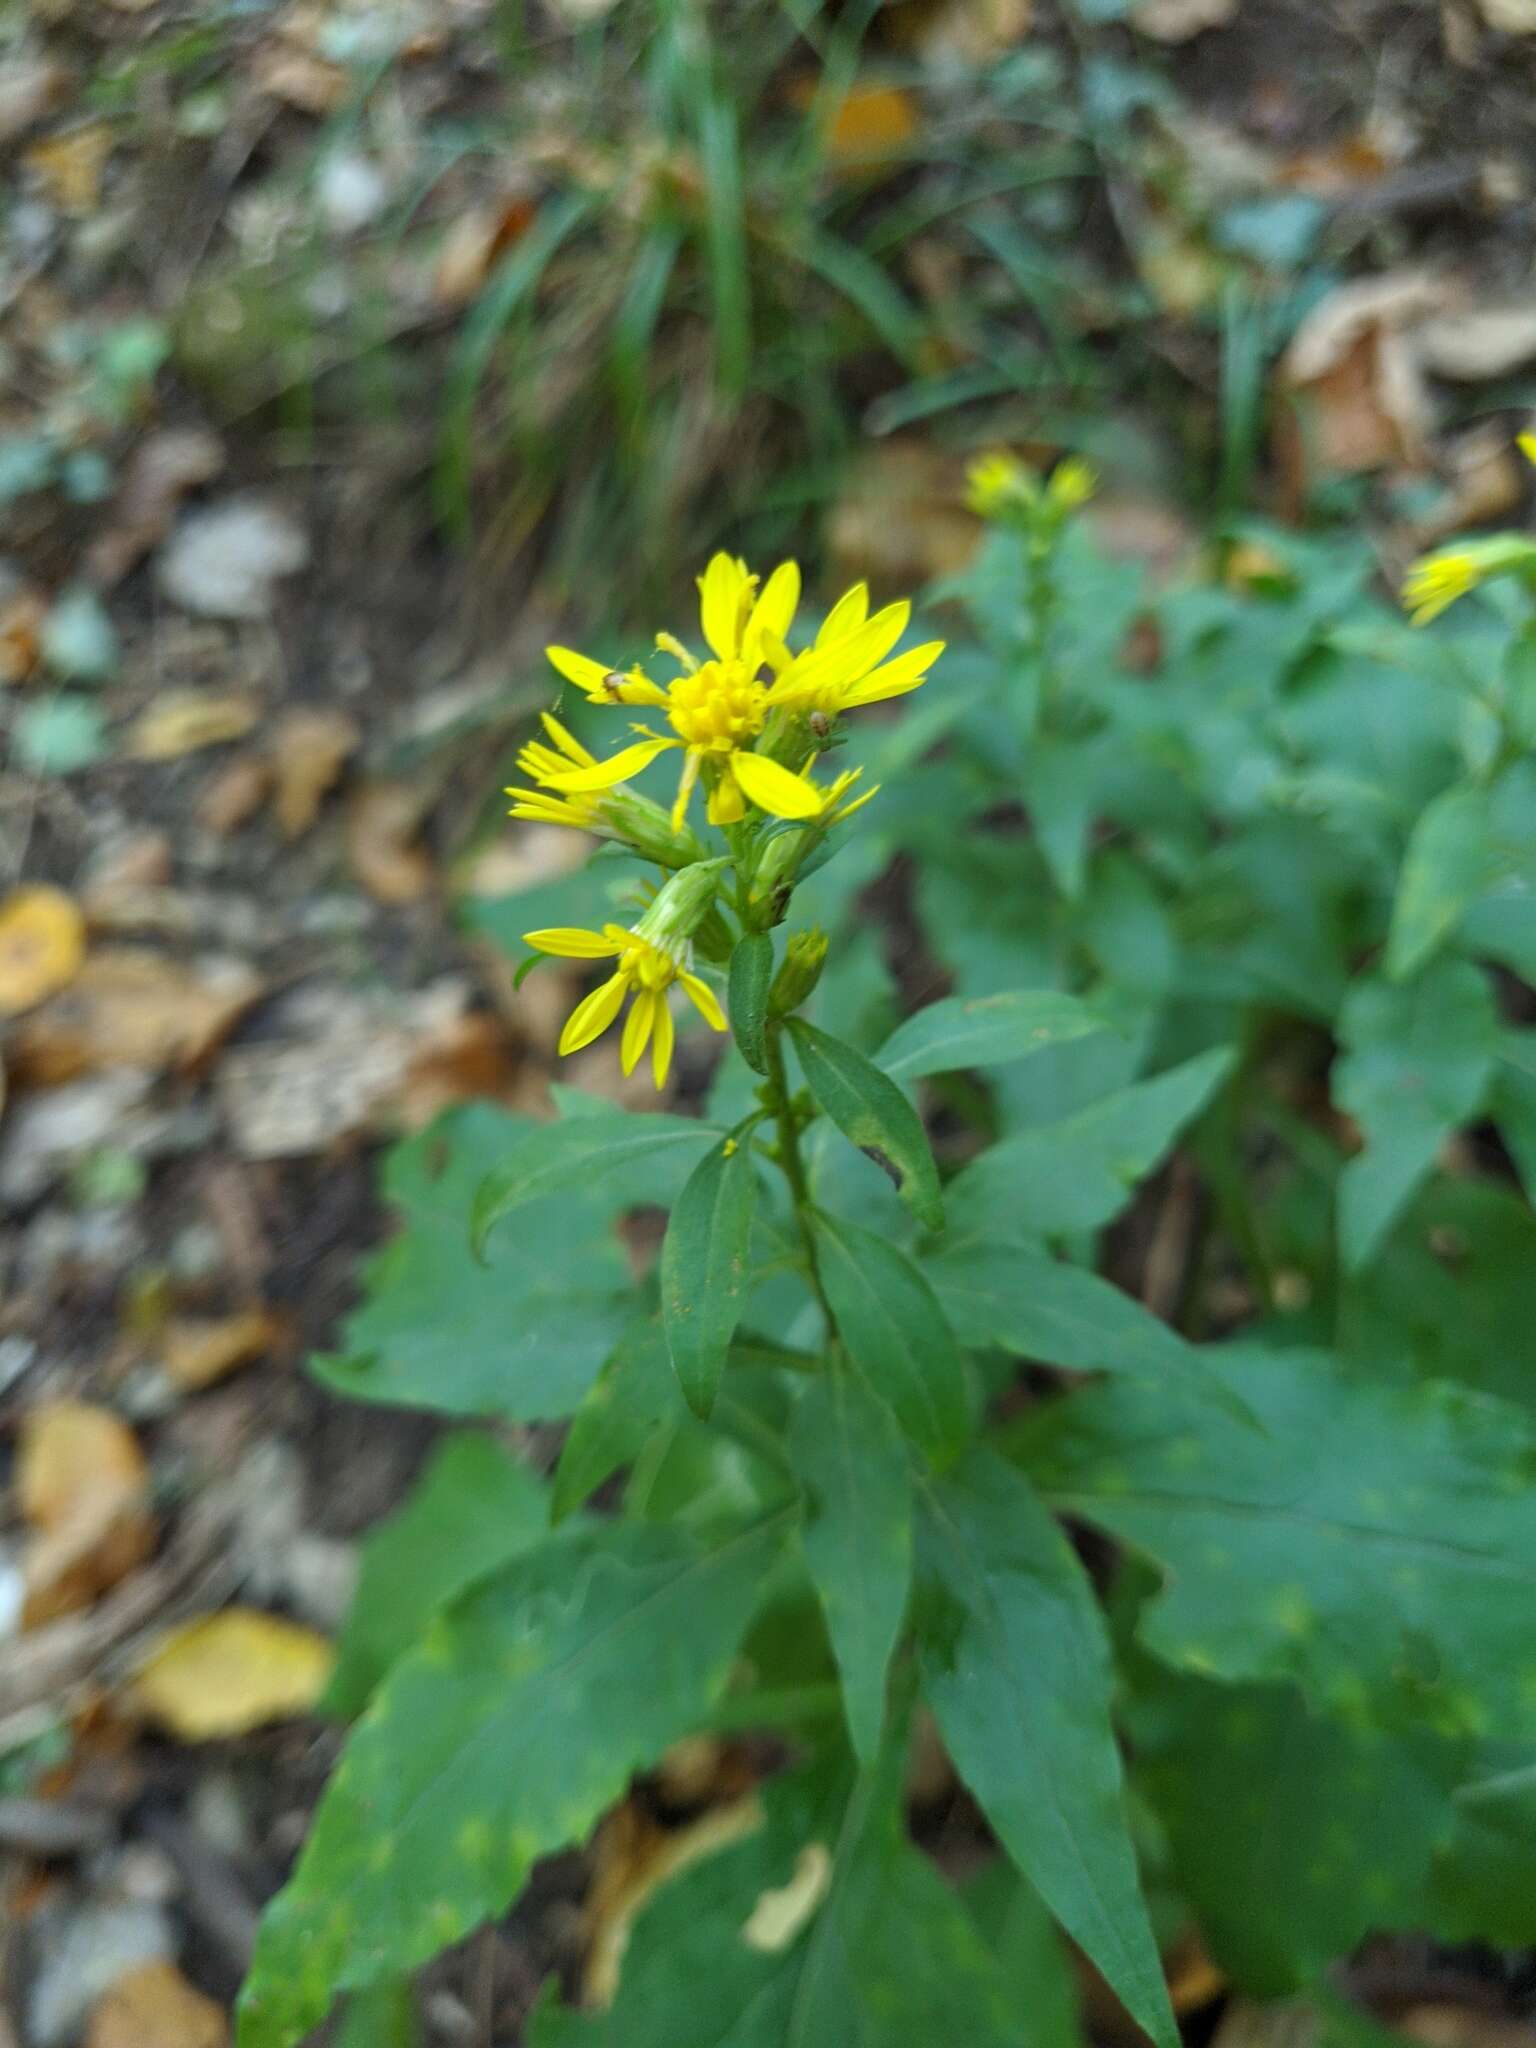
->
[546, 645, 615, 695]
[777, 602, 911, 707]
[525, 927, 627, 958]
[836, 638, 944, 708]
[679, 970, 727, 1032]
[539, 712, 594, 765]
[559, 972, 628, 1053]
[731, 750, 823, 820]
[621, 987, 657, 1074]
[744, 561, 801, 664]
[698, 553, 751, 661]
[815, 582, 869, 648]
[670, 748, 703, 833]
[544, 737, 678, 792]
[708, 771, 748, 825]
[650, 996, 675, 1088]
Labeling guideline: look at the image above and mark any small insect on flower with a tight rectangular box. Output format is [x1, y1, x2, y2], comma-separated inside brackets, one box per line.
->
[539, 554, 942, 830]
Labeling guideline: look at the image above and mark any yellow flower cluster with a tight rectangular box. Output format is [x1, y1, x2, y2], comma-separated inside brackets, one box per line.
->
[537, 553, 942, 832]
[510, 554, 943, 1086]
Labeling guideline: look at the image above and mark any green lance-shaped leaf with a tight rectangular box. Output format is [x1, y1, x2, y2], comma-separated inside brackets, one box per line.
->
[876, 988, 1109, 1082]
[472, 1110, 720, 1258]
[813, 1210, 971, 1463]
[916, 1450, 1178, 2048]
[661, 1136, 759, 1418]
[1334, 961, 1498, 1273]
[945, 1048, 1234, 1239]
[788, 1017, 943, 1228]
[531, 1744, 1033, 2048]
[323, 1432, 551, 1717]
[1015, 1343, 1536, 1743]
[1385, 783, 1493, 983]
[236, 1512, 791, 2048]
[728, 932, 774, 1075]
[788, 1369, 913, 1762]
[553, 1320, 683, 1522]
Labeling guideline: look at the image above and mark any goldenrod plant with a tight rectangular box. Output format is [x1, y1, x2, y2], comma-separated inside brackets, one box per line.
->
[241, 479, 1536, 2046]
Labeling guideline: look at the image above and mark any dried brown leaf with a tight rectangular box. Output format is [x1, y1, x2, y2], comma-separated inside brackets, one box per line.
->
[1132, 0, 1235, 36]
[19, 1402, 155, 1630]
[432, 195, 538, 307]
[1275, 269, 1449, 496]
[24, 122, 112, 214]
[85, 430, 226, 589]
[251, 45, 346, 114]
[346, 779, 434, 903]
[0, 590, 47, 686]
[8, 948, 261, 1084]
[161, 1309, 279, 1394]
[269, 707, 360, 839]
[127, 692, 261, 762]
[195, 756, 273, 838]
[86, 1960, 227, 2048]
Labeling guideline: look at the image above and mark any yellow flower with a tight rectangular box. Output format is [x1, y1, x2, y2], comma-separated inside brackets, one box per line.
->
[504, 713, 610, 831]
[504, 713, 703, 865]
[540, 554, 942, 829]
[523, 923, 726, 1088]
[1400, 536, 1536, 628]
[1048, 456, 1097, 510]
[1402, 550, 1483, 627]
[966, 450, 1031, 518]
[1520, 431, 1536, 468]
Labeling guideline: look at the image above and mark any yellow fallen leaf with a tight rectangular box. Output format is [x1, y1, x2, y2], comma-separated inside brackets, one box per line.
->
[127, 692, 260, 762]
[821, 84, 918, 162]
[127, 1609, 334, 1740]
[161, 1309, 278, 1393]
[87, 1959, 227, 2048]
[0, 885, 85, 1017]
[18, 1400, 155, 1628]
[25, 121, 113, 213]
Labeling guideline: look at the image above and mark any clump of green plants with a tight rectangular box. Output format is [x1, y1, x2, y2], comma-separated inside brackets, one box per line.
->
[239, 467, 1536, 2047]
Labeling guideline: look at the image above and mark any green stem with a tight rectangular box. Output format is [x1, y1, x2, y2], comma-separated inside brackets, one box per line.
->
[763, 1020, 836, 1337]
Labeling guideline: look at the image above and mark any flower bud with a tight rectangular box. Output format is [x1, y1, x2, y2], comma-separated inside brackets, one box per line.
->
[770, 927, 829, 1014]
[634, 857, 728, 951]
